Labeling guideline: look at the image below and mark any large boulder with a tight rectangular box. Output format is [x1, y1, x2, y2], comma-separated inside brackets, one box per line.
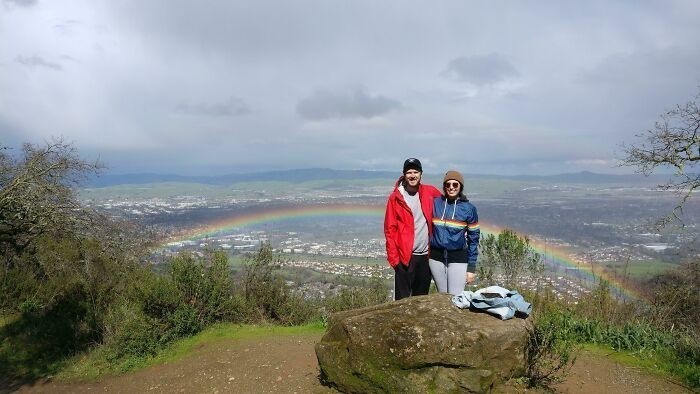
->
[315, 293, 531, 393]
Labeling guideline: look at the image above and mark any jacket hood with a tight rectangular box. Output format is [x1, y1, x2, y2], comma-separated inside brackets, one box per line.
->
[393, 176, 405, 189]
[441, 194, 469, 202]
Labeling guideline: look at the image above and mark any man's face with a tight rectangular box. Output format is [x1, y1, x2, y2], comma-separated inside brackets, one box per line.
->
[404, 169, 422, 188]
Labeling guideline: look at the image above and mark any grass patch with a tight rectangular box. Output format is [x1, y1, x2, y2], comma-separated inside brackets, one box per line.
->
[0, 314, 17, 327]
[56, 322, 325, 382]
[535, 308, 700, 389]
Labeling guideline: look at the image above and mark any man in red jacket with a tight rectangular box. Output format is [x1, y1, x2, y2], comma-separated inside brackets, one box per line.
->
[384, 158, 441, 300]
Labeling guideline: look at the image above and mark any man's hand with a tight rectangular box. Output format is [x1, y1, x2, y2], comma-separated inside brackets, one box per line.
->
[466, 272, 476, 284]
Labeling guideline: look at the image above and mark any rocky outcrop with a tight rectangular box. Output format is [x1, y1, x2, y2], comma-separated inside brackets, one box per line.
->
[315, 294, 531, 393]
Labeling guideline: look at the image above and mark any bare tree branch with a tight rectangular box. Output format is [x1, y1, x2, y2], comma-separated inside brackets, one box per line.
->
[0, 137, 104, 258]
[620, 88, 700, 227]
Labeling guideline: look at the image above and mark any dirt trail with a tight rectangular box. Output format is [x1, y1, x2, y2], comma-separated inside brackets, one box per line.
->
[553, 351, 690, 393]
[13, 333, 691, 393]
[15, 334, 336, 394]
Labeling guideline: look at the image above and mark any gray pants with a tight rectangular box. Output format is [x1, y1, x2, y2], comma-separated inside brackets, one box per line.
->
[429, 259, 467, 295]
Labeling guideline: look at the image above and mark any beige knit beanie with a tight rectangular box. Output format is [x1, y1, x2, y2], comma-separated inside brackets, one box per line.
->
[443, 170, 464, 186]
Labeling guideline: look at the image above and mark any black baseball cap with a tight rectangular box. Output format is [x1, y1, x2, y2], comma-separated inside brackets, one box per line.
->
[403, 158, 422, 173]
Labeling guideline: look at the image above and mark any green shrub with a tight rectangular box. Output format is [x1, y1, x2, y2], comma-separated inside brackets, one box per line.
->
[646, 261, 700, 336]
[139, 274, 181, 320]
[166, 305, 202, 341]
[103, 305, 162, 361]
[523, 275, 700, 389]
[241, 244, 318, 325]
[525, 310, 577, 387]
[478, 229, 544, 288]
[323, 275, 389, 315]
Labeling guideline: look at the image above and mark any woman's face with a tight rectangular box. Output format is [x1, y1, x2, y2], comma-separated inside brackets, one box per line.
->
[444, 180, 461, 199]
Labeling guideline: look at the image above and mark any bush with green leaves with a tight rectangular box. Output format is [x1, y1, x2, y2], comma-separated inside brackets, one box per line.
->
[646, 261, 699, 337]
[525, 277, 700, 389]
[102, 302, 162, 361]
[478, 229, 544, 289]
[322, 274, 389, 316]
[101, 250, 245, 358]
[241, 244, 317, 325]
[525, 310, 577, 387]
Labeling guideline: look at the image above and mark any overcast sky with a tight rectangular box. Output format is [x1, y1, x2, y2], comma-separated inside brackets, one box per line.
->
[2, 0, 699, 175]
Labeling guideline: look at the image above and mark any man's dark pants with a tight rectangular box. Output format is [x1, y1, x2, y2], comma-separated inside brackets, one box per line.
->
[394, 253, 431, 300]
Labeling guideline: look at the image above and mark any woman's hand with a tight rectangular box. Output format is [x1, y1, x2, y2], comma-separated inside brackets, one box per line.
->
[466, 272, 476, 284]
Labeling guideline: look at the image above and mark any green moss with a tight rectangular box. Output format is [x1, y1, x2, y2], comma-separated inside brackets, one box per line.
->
[0, 314, 18, 327]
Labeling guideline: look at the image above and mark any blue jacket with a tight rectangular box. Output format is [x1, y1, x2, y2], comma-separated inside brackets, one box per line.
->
[430, 196, 480, 268]
[452, 286, 532, 320]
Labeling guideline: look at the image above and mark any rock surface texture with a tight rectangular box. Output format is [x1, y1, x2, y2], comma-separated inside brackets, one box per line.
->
[315, 294, 532, 393]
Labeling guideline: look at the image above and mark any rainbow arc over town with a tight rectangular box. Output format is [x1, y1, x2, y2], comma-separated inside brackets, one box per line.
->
[166, 203, 645, 300]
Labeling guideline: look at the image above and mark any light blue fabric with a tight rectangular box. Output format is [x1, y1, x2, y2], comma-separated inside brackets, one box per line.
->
[452, 285, 532, 320]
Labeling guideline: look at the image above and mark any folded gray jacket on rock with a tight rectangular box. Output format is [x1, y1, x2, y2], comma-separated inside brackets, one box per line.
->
[452, 285, 532, 320]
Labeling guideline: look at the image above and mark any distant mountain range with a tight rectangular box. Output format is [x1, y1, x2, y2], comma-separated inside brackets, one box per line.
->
[86, 168, 671, 188]
[86, 168, 395, 187]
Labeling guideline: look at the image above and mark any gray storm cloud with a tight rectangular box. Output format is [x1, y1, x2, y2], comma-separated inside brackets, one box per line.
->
[297, 88, 402, 121]
[443, 53, 520, 86]
[1, 1, 699, 175]
[174, 97, 251, 117]
[16, 55, 62, 71]
[52, 20, 81, 35]
[3, 0, 37, 8]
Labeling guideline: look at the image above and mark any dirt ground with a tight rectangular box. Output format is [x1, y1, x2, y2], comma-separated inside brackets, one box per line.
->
[552, 351, 691, 393]
[11, 333, 692, 394]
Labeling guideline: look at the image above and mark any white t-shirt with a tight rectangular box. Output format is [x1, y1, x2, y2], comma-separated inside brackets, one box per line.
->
[399, 184, 429, 255]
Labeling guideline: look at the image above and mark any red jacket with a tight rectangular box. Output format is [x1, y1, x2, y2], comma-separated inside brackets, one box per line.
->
[384, 177, 442, 268]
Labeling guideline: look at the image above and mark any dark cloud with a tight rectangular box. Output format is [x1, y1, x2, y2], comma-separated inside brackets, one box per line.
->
[577, 47, 700, 93]
[16, 55, 62, 71]
[443, 53, 520, 86]
[59, 55, 80, 63]
[174, 97, 250, 117]
[573, 46, 700, 129]
[53, 20, 81, 35]
[3, 1, 700, 175]
[296, 88, 402, 120]
[2, 0, 37, 8]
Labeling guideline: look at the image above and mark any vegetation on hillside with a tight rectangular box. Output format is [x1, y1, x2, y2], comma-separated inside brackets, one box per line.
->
[0, 140, 389, 384]
[475, 228, 698, 388]
[478, 229, 545, 289]
[1, 139, 697, 390]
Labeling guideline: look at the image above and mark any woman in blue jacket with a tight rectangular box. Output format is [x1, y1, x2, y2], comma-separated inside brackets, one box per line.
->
[429, 170, 480, 295]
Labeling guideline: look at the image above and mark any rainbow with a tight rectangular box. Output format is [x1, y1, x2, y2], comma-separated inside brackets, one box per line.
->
[164, 203, 645, 300]
[477, 222, 646, 301]
[168, 203, 385, 242]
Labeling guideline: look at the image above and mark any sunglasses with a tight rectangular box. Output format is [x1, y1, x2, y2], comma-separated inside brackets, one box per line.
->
[444, 181, 461, 189]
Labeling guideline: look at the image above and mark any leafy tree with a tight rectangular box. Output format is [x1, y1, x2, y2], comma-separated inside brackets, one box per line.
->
[0, 139, 147, 315]
[621, 88, 700, 226]
[478, 229, 544, 289]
